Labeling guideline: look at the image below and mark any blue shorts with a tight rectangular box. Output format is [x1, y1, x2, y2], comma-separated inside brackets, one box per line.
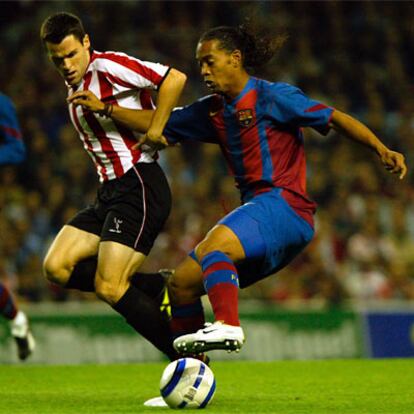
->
[218, 188, 314, 288]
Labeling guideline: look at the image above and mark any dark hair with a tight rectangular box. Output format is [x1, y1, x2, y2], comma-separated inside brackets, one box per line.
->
[199, 23, 287, 71]
[40, 12, 86, 45]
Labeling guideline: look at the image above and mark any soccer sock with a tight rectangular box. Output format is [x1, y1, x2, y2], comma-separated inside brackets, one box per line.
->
[170, 300, 205, 339]
[113, 285, 178, 361]
[66, 258, 166, 300]
[0, 283, 18, 320]
[131, 272, 166, 300]
[65, 257, 97, 292]
[201, 251, 240, 326]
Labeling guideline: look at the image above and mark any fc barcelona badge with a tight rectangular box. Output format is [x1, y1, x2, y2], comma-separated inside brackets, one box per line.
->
[237, 109, 253, 127]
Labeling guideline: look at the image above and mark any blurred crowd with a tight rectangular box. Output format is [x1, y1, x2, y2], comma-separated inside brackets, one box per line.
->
[1, 1, 414, 307]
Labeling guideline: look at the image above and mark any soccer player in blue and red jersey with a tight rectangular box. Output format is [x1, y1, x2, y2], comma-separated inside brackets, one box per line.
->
[0, 92, 35, 360]
[73, 25, 407, 356]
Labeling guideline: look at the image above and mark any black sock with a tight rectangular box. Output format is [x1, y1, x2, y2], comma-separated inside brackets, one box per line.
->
[113, 285, 178, 361]
[130, 272, 166, 300]
[65, 257, 97, 292]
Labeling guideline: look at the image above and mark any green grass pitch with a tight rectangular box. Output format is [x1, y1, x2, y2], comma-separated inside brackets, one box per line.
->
[0, 360, 413, 413]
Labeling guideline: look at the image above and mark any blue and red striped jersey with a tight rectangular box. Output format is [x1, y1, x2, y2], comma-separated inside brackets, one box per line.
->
[164, 77, 334, 227]
[0, 93, 25, 165]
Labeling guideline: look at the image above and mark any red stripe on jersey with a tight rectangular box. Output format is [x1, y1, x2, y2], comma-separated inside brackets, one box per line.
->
[235, 89, 263, 183]
[265, 126, 315, 227]
[1, 126, 22, 139]
[93, 51, 164, 86]
[97, 71, 117, 104]
[305, 103, 328, 113]
[210, 112, 236, 178]
[97, 71, 142, 166]
[140, 89, 154, 109]
[104, 71, 137, 90]
[70, 100, 107, 181]
[83, 72, 124, 178]
[115, 122, 141, 165]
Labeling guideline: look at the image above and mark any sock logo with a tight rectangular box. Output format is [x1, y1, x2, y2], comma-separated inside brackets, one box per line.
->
[109, 217, 123, 234]
[231, 274, 239, 287]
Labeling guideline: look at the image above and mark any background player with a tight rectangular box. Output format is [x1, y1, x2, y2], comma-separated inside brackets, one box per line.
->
[40, 12, 186, 360]
[0, 91, 35, 360]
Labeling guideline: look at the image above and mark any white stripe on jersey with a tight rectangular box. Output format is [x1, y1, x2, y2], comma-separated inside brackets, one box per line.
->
[67, 50, 169, 182]
[91, 51, 166, 91]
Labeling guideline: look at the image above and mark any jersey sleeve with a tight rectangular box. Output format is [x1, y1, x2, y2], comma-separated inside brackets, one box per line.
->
[164, 96, 218, 144]
[94, 51, 170, 91]
[268, 83, 334, 135]
[0, 94, 25, 165]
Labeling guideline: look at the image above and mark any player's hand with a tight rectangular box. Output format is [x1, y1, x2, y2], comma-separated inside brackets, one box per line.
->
[379, 149, 407, 179]
[135, 129, 168, 150]
[67, 90, 105, 113]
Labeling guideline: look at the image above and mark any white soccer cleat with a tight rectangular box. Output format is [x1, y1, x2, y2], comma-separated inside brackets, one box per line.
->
[10, 311, 35, 361]
[173, 321, 245, 354]
[143, 396, 168, 407]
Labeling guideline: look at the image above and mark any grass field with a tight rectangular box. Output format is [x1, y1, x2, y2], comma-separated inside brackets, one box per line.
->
[0, 360, 413, 413]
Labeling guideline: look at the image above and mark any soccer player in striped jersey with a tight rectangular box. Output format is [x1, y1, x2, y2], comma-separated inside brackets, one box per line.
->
[40, 12, 187, 360]
[0, 92, 35, 360]
[86, 23, 407, 358]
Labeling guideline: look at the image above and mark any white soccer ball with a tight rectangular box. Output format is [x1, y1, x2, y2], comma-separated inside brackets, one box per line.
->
[160, 357, 216, 409]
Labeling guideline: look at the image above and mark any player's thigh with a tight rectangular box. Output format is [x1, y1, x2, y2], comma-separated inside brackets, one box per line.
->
[95, 240, 146, 304]
[44, 225, 100, 274]
[195, 223, 246, 263]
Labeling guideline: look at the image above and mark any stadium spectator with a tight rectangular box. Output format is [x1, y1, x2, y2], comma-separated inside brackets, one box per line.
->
[39, 12, 187, 360]
[0, 2, 413, 306]
[0, 91, 35, 360]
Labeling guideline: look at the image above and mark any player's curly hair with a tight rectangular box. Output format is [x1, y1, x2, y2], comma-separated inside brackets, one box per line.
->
[40, 12, 85, 45]
[199, 22, 287, 72]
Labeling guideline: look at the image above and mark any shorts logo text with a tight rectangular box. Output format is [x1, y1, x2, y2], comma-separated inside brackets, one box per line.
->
[109, 217, 123, 234]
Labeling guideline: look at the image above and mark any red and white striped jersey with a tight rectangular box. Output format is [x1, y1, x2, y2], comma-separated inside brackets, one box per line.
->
[68, 49, 170, 182]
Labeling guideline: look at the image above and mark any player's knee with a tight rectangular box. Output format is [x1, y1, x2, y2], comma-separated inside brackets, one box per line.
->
[194, 242, 216, 262]
[95, 276, 123, 305]
[42, 255, 69, 286]
[195, 242, 228, 262]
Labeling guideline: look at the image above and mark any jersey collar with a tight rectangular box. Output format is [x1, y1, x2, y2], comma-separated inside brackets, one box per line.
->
[226, 77, 256, 106]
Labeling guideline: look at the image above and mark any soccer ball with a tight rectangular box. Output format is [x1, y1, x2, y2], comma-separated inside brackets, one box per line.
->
[160, 357, 216, 409]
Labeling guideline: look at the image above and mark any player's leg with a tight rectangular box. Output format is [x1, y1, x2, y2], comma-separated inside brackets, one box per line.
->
[171, 221, 247, 353]
[43, 222, 100, 288]
[95, 162, 177, 360]
[0, 283, 35, 360]
[95, 241, 177, 360]
[167, 255, 205, 340]
[173, 189, 315, 353]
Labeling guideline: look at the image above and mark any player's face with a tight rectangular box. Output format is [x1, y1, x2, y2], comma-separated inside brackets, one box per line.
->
[45, 34, 91, 86]
[196, 39, 239, 95]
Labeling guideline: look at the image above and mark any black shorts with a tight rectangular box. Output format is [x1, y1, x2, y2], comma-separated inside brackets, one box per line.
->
[68, 162, 171, 255]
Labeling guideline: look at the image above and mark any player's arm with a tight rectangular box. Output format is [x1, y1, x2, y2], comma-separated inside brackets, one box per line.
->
[329, 109, 407, 179]
[141, 68, 187, 147]
[66, 91, 157, 136]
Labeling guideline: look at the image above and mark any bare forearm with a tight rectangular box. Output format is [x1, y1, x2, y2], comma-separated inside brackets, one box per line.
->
[329, 109, 407, 179]
[111, 106, 154, 133]
[329, 110, 388, 155]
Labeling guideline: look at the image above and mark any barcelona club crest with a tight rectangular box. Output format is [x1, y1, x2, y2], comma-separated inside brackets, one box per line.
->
[237, 109, 253, 127]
